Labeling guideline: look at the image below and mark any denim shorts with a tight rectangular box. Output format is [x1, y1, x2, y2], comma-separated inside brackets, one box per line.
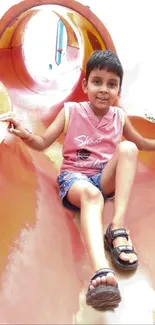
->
[57, 168, 115, 211]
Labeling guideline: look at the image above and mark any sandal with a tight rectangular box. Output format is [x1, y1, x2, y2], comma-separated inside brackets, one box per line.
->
[86, 268, 121, 311]
[104, 224, 138, 271]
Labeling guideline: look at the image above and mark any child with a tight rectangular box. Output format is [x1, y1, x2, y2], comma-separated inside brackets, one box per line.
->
[3, 50, 155, 311]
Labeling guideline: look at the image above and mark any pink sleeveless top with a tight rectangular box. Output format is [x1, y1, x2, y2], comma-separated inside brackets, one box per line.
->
[60, 102, 126, 176]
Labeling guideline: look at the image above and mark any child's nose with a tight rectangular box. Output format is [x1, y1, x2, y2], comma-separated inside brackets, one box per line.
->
[99, 84, 108, 93]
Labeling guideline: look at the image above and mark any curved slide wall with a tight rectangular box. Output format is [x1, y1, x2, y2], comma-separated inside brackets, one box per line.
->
[0, 1, 155, 323]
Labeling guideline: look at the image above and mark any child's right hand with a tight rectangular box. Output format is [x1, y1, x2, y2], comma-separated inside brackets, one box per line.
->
[1, 116, 32, 140]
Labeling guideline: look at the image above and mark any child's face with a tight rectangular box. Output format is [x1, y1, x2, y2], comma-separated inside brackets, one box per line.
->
[82, 68, 121, 115]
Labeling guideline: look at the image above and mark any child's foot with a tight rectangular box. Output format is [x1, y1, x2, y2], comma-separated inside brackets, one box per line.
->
[89, 269, 116, 290]
[111, 225, 137, 263]
[86, 268, 121, 311]
[104, 224, 138, 271]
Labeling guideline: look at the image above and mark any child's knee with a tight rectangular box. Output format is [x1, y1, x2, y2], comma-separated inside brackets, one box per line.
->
[81, 185, 103, 205]
[118, 141, 138, 159]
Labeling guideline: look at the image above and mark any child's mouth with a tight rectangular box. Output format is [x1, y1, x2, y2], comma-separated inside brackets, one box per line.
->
[96, 97, 108, 102]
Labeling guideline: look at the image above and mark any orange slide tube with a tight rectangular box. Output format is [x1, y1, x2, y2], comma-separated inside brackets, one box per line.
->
[0, 1, 155, 324]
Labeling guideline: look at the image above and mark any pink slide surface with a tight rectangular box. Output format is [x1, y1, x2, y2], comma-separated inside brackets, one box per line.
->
[0, 0, 155, 323]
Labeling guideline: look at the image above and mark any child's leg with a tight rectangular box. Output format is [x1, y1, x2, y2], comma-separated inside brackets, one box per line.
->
[100, 141, 138, 263]
[67, 181, 116, 288]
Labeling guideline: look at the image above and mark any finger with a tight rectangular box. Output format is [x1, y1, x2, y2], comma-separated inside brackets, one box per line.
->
[9, 128, 20, 136]
[8, 122, 15, 129]
[1, 117, 19, 127]
[0, 121, 9, 127]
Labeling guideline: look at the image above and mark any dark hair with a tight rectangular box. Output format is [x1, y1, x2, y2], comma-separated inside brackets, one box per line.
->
[85, 50, 123, 88]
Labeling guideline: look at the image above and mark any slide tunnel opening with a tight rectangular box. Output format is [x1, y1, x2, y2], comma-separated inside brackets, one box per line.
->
[12, 5, 82, 106]
[0, 0, 115, 121]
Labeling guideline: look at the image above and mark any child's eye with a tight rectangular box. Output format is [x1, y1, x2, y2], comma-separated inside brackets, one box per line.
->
[108, 82, 117, 88]
[93, 80, 101, 85]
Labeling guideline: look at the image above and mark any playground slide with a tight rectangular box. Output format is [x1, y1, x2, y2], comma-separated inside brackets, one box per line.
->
[0, 0, 155, 323]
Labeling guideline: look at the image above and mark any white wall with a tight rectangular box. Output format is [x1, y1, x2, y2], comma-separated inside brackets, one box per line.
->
[79, 0, 155, 116]
[1, 0, 155, 116]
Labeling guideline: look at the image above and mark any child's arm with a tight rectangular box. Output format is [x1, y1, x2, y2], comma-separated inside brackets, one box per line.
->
[123, 116, 155, 151]
[2, 108, 65, 151]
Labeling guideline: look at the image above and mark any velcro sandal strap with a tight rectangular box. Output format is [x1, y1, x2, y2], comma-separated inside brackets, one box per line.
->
[113, 245, 137, 259]
[109, 228, 129, 241]
[91, 268, 115, 281]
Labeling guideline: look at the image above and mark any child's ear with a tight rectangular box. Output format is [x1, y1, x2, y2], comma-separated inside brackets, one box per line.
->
[113, 89, 121, 107]
[118, 88, 121, 97]
[82, 78, 88, 94]
[116, 88, 121, 102]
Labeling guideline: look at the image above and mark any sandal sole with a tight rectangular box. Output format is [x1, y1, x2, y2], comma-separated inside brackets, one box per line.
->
[86, 284, 121, 311]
